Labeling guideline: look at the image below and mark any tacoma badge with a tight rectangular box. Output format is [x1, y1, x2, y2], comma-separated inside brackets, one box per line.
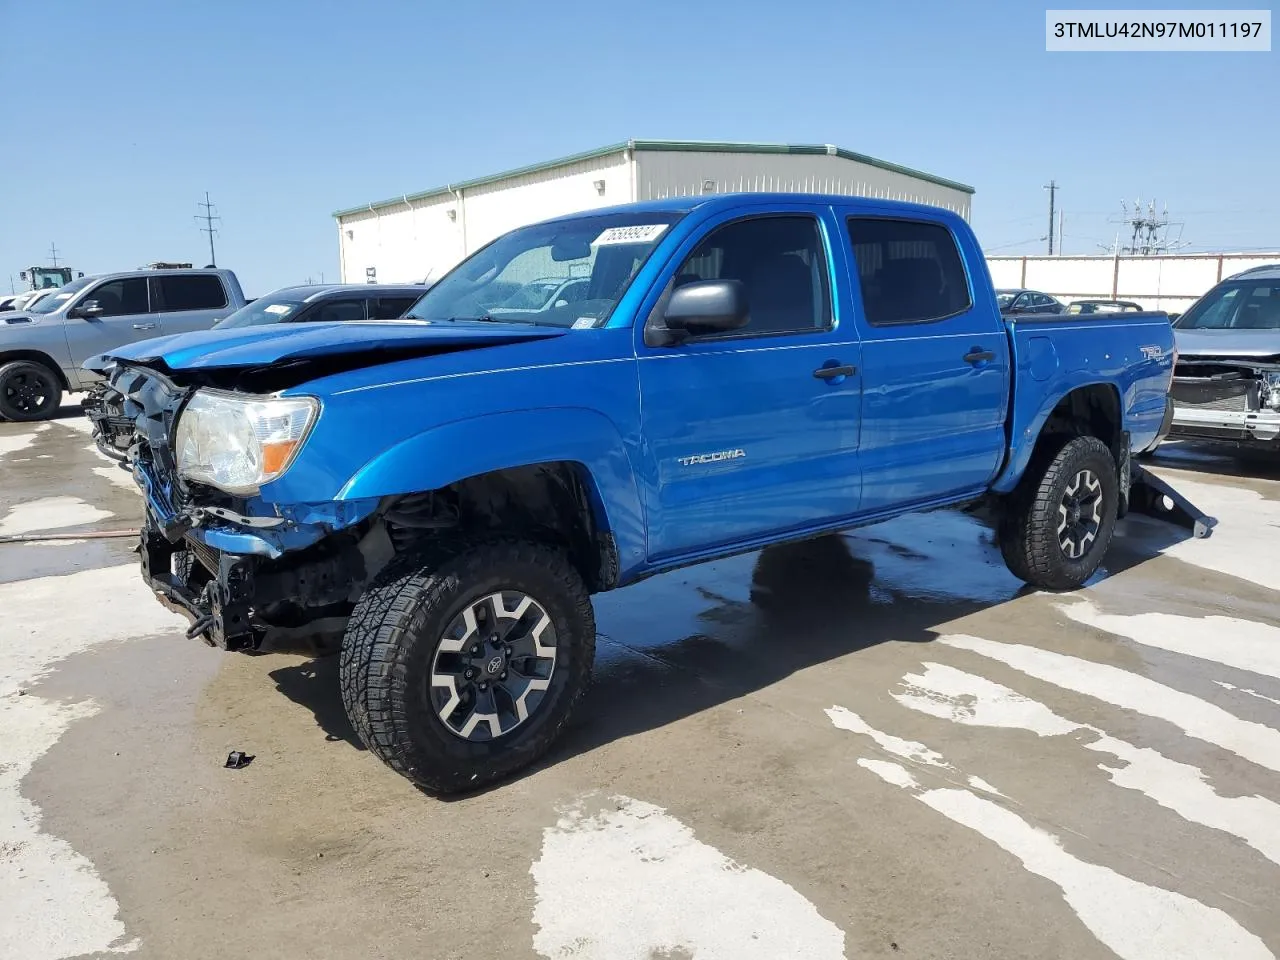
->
[677, 449, 746, 466]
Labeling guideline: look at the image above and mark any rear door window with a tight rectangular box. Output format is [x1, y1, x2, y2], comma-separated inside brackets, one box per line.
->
[152, 275, 228, 312]
[309, 299, 367, 323]
[846, 218, 972, 325]
[368, 296, 417, 320]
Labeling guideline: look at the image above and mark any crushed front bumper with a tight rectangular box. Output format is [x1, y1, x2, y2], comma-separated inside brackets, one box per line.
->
[139, 527, 260, 649]
[86, 360, 381, 648]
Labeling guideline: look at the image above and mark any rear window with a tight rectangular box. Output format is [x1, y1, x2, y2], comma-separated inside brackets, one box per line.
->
[214, 300, 305, 328]
[847, 218, 972, 325]
[153, 275, 227, 312]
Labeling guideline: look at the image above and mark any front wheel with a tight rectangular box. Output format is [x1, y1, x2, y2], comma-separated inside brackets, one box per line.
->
[339, 539, 595, 794]
[998, 435, 1119, 591]
[0, 360, 63, 422]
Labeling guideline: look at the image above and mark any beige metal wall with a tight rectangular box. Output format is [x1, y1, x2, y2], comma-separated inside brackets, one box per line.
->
[337, 152, 631, 284]
[986, 253, 1280, 312]
[337, 192, 462, 285]
[337, 147, 972, 283]
[462, 151, 631, 255]
[636, 150, 972, 219]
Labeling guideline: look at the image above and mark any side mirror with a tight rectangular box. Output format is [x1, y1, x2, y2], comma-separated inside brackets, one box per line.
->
[664, 279, 748, 336]
[76, 300, 104, 319]
[1167, 313, 1181, 323]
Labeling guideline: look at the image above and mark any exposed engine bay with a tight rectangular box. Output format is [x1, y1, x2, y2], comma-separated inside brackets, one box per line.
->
[1169, 353, 1280, 444]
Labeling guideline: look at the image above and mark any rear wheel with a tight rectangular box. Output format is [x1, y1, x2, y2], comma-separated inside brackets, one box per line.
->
[339, 539, 595, 794]
[0, 360, 63, 422]
[999, 435, 1118, 590]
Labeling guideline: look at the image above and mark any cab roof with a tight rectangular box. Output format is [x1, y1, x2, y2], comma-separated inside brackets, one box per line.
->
[537, 192, 967, 225]
[264, 283, 429, 303]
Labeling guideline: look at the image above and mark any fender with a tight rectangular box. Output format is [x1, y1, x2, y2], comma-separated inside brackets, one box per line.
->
[991, 380, 1123, 493]
[336, 407, 648, 574]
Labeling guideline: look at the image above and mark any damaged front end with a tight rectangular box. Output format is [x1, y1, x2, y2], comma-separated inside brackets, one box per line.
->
[1169, 354, 1280, 445]
[85, 359, 388, 651]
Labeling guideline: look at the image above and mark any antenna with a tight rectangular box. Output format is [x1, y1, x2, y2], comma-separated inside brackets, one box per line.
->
[195, 192, 221, 267]
[48, 242, 61, 267]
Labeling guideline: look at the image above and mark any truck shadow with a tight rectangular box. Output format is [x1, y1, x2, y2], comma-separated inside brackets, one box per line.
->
[268, 657, 364, 748]
[1149, 441, 1280, 483]
[263, 507, 1197, 788]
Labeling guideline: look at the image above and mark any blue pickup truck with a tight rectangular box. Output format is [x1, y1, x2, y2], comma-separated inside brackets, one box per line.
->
[86, 193, 1185, 793]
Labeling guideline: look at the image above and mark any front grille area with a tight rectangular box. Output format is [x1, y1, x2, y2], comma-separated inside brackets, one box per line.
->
[183, 535, 221, 576]
[1171, 388, 1251, 412]
[1171, 374, 1256, 413]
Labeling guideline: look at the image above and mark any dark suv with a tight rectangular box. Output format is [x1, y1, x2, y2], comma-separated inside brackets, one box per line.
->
[215, 283, 428, 329]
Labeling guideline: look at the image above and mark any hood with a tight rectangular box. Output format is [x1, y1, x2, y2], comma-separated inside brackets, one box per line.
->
[1, 311, 39, 326]
[97, 319, 568, 372]
[1174, 327, 1280, 362]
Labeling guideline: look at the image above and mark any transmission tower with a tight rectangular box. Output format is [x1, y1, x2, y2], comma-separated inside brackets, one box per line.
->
[1108, 198, 1189, 255]
[195, 192, 221, 267]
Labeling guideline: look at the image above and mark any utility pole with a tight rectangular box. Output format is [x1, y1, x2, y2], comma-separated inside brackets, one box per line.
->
[48, 242, 61, 266]
[195, 192, 221, 267]
[1044, 181, 1057, 255]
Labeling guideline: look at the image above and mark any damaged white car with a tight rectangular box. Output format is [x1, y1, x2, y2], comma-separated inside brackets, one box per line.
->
[1169, 264, 1280, 448]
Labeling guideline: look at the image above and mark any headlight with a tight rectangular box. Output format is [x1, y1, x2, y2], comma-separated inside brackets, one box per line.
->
[1262, 372, 1280, 412]
[174, 390, 318, 494]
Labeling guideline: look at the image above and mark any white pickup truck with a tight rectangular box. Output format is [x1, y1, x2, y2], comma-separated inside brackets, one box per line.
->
[0, 266, 246, 421]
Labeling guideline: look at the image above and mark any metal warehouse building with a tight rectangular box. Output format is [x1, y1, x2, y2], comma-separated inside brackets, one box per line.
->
[333, 139, 974, 284]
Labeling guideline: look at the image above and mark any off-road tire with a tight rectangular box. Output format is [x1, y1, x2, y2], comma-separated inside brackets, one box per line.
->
[998, 435, 1118, 591]
[0, 360, 63, 422]
[339, 539, 595, 794]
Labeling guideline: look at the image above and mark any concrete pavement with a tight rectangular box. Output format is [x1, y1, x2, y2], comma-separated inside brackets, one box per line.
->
[2, 403, 1279, 959]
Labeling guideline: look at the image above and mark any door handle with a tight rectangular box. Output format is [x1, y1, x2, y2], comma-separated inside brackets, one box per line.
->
[813, 364, 857, 380]
[964, 349, 995, 365]
[132, 323, 157, 330]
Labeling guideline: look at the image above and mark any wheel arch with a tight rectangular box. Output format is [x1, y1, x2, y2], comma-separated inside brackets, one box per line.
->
[332, 408, 646, 589]
[0, 349, 71, 391]
[993, 382, 1124, 493]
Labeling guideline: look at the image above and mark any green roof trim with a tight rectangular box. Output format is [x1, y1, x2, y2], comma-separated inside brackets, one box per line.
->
[332, 138, 974, 219]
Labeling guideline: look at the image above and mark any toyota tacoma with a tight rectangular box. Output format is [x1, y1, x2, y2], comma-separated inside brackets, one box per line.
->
[86, 193, 1194, 793]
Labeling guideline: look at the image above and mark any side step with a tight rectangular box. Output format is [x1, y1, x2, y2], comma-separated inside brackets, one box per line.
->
[1127, 463, 1217, 539]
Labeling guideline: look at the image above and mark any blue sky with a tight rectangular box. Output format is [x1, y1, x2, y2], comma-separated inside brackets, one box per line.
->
[1, 0, 1275, 295]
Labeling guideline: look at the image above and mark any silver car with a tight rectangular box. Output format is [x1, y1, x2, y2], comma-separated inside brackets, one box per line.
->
[0, 267, 246, 421]
[1169, 263, 1280, 447]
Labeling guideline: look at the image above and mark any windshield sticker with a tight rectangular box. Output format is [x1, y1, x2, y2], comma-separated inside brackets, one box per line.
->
[263, 304, 291, 315]
[593, 224, 668, 246]
[572, 317, 596, 330]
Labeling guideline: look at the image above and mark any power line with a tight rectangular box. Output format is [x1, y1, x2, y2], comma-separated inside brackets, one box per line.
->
[195, 192, 221, 267]
[984, 235, 1049, 254]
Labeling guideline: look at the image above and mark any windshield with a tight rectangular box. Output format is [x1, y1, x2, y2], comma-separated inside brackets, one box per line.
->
[1175, 280, 1280, 330]
[996, 292, 1017, 307]
[28, 278, 91, 314]
[215, 298, 306, 328]
[405, 211, 683, 328]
